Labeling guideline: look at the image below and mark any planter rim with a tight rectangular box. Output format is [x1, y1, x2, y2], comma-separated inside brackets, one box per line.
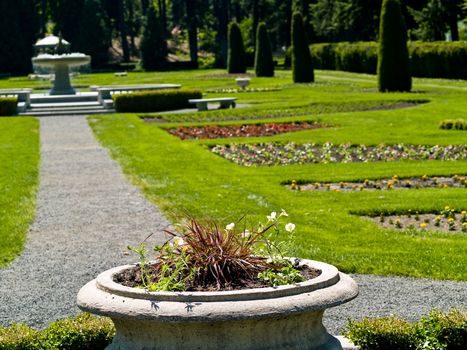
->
[96, 258, 338, 302]
[77, 259, 358, 322]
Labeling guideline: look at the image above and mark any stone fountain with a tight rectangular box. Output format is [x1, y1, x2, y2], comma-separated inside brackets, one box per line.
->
[32, 35, 90, 95]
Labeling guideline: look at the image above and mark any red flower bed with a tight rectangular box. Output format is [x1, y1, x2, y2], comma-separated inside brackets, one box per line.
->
[167, 121, 326, 140]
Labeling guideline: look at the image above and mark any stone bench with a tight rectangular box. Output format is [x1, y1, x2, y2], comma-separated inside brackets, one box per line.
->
[0, 89, 32, 113]
[96, 84, 182, 106]
[189, 97, 237, 111]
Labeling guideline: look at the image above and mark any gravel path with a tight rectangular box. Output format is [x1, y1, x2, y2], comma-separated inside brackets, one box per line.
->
[0, 115, 465, 335]
[0, 116, 170, 328]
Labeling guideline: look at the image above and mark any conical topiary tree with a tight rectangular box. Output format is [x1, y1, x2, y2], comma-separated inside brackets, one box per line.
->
[227, 22, 247, 74]
[140, 4, 167, 71]
[292, 12, 314, 83]
[254, 22, 274, 77]
[377, 0, 411, 92]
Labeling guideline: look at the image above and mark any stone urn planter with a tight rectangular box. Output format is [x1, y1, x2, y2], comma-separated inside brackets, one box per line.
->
[235, 77, 251, 90]
[77, 258, 358, 350]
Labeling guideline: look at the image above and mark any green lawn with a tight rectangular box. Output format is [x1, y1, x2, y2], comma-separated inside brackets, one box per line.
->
[88, 69, 467, 281]
[0, 117, 39, 267]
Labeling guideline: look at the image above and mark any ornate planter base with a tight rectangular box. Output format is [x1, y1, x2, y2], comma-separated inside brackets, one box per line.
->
[77, 260, 358, 350]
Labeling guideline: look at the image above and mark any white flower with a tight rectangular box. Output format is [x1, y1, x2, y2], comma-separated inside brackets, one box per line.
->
[280, 209, 289, 217]
[285, 223, 296, 232]
[241, 229, 251, 238]
[173, 237, 185, 246]
[225, 222, 235, 230]
[267, 211, 277, 222]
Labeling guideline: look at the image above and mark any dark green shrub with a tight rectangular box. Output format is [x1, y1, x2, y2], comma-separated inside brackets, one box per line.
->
[418, 309, 467, 350]
[0, 323, 40, 350]
[377, 0, 411, 92]
[140, 4, 168, 71]
[254, 22, 274, 77]
[310, 43, 337, 70]
[40, 313, 114, 350]
[346, 309, 467, 350]
[335, 42, 378, 74]
[346, 317, 417, 350]
[227, 22, 247, 74]
[0, 97, 17, 116]
[113, 89, 202, 113]
[292, 12, 314, 83]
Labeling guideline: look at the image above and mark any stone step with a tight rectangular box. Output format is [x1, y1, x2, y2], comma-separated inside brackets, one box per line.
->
[30, 92, 98, 104]
[29, 101, 102, 110]
[19, 108, 115, 117]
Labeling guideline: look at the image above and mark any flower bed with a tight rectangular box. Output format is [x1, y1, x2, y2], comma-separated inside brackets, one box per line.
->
[288, 175, 467, 192]
[206, 87, 282, 93]
[211, 142, 467, 166]
[367, 207, 467, 233]
[167, 121, 326, 140]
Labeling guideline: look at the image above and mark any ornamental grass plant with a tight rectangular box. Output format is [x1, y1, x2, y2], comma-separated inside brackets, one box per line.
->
[123, 211, 311, 292]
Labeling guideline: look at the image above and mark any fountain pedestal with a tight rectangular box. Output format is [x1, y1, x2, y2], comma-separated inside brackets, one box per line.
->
[32, 54, 91, 96]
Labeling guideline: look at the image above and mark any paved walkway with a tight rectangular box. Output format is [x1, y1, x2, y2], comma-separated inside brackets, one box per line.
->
[0, 115, 465, 334]
[0, 116, 170, 328]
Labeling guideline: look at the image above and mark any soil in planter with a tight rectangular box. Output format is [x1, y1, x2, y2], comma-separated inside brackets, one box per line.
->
[367, 212, 467, 234]
[167, 121, 326, 140]
[114, 263, 321, 292]
[288, 175, 467, 192]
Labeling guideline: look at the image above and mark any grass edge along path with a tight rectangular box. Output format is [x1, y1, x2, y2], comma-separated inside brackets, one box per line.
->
[89, 113, 466, 281]
[0, 117, 39, 268]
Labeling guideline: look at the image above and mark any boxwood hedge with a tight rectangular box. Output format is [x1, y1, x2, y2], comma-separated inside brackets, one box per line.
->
[0, 98, 17, 116]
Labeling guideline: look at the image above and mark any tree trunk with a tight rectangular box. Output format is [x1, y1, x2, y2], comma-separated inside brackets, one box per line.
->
[118, 0, 130, 62]
[158, 0, 168, 39]
[141, 0, 149, 14]
[285, 0, 292, 47]
[252, 0, 259, 48]
[40, 0, 47, 35]
[186, 0, 198, 66]
[215, 0, 229, 67]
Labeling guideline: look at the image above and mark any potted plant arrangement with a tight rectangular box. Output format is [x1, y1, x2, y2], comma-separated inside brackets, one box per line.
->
[77, 211, 358, 350]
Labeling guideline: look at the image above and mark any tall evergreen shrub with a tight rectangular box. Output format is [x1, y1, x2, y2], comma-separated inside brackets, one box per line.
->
[377, 0, 411, 92]
[254, 22, 274, 77]
[292, 12, 314, 83]
[227, 22, 247, 74]
[140, 4, 168, 71]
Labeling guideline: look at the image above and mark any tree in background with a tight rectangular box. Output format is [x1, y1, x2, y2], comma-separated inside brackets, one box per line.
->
[377, 0, 411, 92]
[74, 0, 110, 69]
[140, 3, 167, 71]
[292, 12, 314, 83]
[254, 22, 274, 77]
[227, 22, 247, 73]
[215, 0, 230, 68]
[185, 0, 199, 66]
[409, 0, 463, 41]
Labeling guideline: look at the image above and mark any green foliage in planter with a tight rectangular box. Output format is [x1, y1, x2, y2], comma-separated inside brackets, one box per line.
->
[113, 89, 202, 113]
[227, 22, 247, 74]
[346, 309, 467, 350]
[0, 313, 114, 350]
[292, 12, 314, 83]
[0, 98, 17, 116]
[440, 119, 466, 130]
[377, 0, 411, 92]
[254, 22, 274, 77]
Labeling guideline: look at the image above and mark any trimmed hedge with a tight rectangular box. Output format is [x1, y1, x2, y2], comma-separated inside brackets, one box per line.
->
[0, 98, 17, 116]
[254, 22, 274, 77]
[0, 313, 114, 350]
[227, 22, 247, 74]
[440, 119, 466, 130]
[346, 309, 467, 350]
[113, 89, 202, 113]
[292, 12, 314, 83]
[285, 41, 467, 79]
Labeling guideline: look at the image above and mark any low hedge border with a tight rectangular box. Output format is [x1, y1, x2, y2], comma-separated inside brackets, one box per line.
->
[0, 313, 114, 350]
[113, 88, 202, 113]
[345, 309, 466, 350]
[285, 41, 467, 79]
[0, 98, 17, 116]
[440, 119, 466, 130]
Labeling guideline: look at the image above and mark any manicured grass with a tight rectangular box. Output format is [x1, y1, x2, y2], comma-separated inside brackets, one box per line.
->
[0, 117, 39, 267]
[88, 69, 467, 281]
